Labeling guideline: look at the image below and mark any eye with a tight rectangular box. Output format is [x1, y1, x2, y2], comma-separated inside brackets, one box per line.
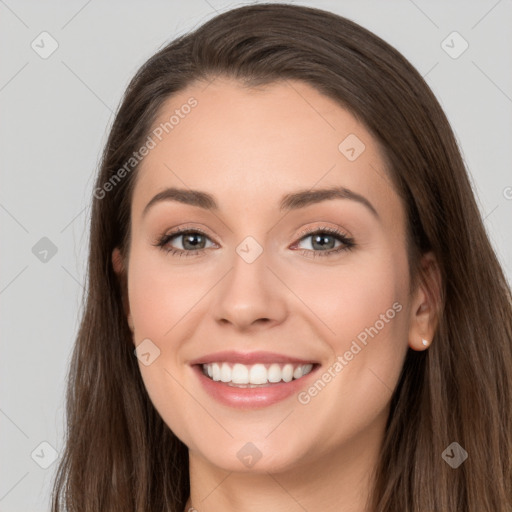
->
[153, 225, 355, 259]
[292, 226, 355, 258]
[154, 228, 216, 257]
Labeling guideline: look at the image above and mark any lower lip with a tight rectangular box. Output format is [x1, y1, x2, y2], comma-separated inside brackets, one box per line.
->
[192, 364, 320, 409]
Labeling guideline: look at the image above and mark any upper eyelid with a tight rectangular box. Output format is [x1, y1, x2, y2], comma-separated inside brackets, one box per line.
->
[295, 225, 350, 238]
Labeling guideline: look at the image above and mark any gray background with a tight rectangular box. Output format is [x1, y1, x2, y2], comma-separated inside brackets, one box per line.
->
[1, 0, 511, 510]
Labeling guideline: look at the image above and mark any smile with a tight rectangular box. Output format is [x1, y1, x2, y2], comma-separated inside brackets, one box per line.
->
[201, 362, 315, 387]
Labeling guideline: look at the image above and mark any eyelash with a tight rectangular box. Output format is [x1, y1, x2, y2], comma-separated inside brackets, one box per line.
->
[153, 225, 355, 259]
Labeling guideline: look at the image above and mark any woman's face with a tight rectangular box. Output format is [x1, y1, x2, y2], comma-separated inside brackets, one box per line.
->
[114, 77, 424, 474]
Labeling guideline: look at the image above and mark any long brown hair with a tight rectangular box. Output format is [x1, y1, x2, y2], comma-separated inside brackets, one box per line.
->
[50, 3, 512, 511]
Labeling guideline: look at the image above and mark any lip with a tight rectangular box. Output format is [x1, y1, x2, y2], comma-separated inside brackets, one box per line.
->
[190, 355, 320, 410]
[188, 350, 318, 366]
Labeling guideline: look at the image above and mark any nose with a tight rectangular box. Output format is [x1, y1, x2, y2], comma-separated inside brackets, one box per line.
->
[212, 246, 288, 332]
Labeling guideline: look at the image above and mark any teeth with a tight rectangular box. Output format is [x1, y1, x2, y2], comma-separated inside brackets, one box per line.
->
[282, 364, 293, 382]
[202, 362, 314, 385]
[220, 363, 231, 383]
[249, 364, 267, 385]
[232, 363, 249, 384]
[268, 363, 282, 383]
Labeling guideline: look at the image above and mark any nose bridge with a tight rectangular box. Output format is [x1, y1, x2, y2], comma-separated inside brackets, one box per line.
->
[212, 234, 288, 329]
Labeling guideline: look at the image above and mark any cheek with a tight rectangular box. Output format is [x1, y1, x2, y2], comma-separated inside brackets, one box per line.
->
[127, 246, 211, 339]
[288, 254, 410, 443]
[281, 251, 408, 351]
[286, 254, 409, 391]
[125, 248, 202, 444]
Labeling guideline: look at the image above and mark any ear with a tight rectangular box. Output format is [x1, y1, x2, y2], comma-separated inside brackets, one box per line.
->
[408, 251, 442, 351]
[112, 247, 134, 332]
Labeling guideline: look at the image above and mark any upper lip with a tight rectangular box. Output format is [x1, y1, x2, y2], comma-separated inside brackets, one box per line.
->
[189, 350, 318, 366]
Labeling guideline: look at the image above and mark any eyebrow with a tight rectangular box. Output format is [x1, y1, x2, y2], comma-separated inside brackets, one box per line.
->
[142, 186, 379, 218]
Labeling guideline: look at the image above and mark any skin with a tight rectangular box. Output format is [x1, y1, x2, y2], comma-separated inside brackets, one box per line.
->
[112, 77, 440, 512]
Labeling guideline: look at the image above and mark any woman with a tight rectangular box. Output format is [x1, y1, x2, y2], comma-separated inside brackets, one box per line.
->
[50, 3, 512, 511]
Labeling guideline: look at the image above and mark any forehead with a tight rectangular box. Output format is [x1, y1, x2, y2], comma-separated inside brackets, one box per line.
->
[132, 77, 400, 223]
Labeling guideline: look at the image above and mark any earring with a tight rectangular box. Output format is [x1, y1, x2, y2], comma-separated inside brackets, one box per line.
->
[422, 338, 429, 347]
